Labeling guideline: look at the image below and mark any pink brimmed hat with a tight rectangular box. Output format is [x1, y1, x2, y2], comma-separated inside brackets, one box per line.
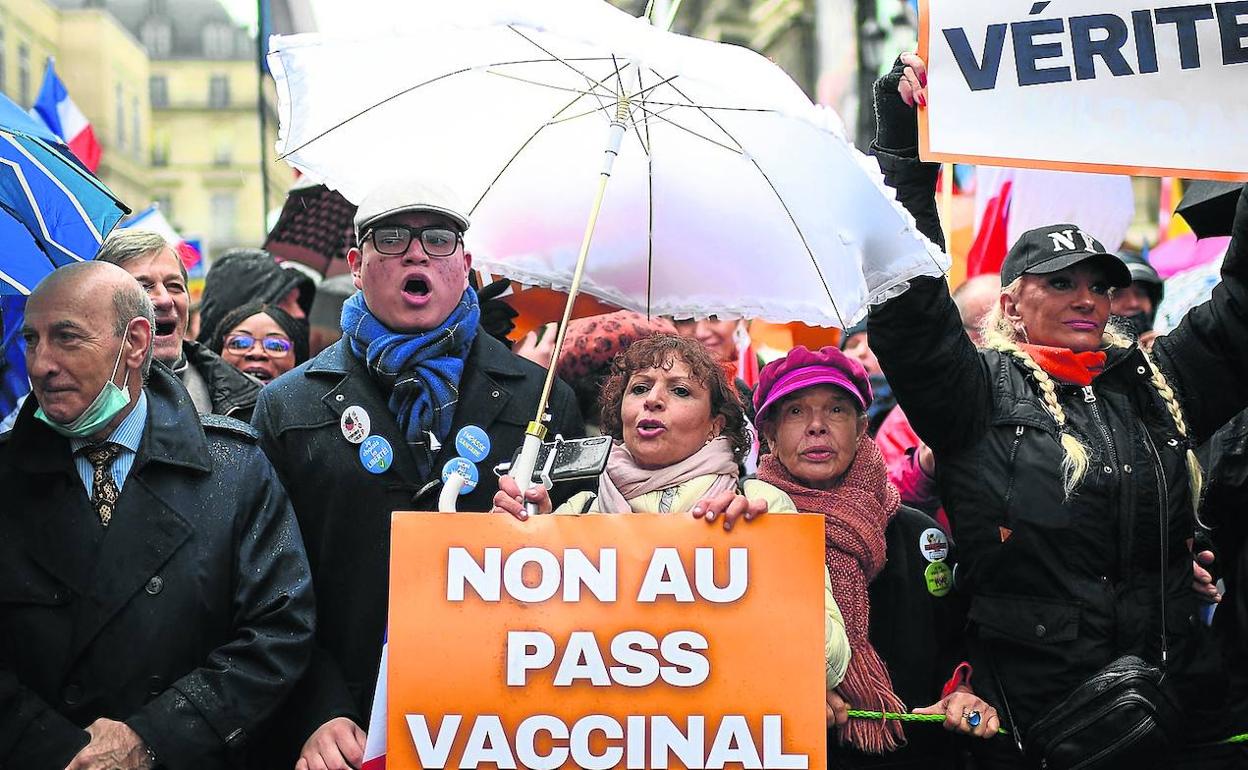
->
[753, 345, 873, 423]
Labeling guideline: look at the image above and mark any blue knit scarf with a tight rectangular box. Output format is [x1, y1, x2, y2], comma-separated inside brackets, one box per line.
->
[341, 288, 480, 476]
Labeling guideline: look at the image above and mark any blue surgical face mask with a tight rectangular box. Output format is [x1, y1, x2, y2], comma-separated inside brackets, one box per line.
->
[35, 330, 133, 439]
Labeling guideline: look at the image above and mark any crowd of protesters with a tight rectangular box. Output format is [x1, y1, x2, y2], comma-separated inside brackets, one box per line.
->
[2, 50, 1247, 770]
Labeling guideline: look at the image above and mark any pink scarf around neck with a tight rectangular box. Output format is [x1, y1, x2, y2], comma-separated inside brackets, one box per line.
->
[596, 436, 739, 513]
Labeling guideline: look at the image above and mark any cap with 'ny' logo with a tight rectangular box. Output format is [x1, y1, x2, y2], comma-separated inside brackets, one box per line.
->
[1001, 224, 1132, 289]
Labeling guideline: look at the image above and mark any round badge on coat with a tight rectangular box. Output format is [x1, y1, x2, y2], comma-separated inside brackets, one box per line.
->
[454, 425, 491, 463]
[924, 561, 953, 597]
[359, 435, 394, 474]
[919, 527, 950, 563]
[441, 457, 479, 494]
[340, 406, 371, 444]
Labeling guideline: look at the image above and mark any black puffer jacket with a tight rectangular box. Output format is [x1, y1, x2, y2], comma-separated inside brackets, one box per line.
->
[869, 156, 1248, 745]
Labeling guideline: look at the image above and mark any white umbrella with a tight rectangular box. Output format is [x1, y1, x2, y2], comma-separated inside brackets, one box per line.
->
[269, 0, 947, 493]
[269, 0, 944, 326]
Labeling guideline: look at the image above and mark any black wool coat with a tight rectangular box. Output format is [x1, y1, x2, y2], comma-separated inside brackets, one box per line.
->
[0, 364, 315, 770]
[250, 330, 585, 761]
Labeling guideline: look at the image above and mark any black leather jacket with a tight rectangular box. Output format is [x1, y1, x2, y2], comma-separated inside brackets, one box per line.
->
[181, 340, 261, 421]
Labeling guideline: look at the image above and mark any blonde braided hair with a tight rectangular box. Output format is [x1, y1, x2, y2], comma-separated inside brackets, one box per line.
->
[1140, 351, 1204, 514]
[981, 280, 1203, 506]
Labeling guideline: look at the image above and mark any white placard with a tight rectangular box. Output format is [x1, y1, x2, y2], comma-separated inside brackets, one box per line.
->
[920, 0, 1248, 181]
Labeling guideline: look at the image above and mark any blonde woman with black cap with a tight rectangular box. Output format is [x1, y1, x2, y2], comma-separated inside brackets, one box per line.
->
[862, 53, 1248, 770]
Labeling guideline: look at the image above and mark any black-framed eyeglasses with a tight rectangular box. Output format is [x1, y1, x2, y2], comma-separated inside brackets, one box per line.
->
[363, 225, 462, 258]
[224, 334, 293, 358]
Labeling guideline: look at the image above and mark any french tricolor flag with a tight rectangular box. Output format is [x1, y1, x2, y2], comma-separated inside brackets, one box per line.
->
[123, 205, 205, 277]
[31, 58, 101, 173]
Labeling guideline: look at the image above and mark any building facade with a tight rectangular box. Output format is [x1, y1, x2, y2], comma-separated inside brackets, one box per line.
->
[4, 0, 313, 259]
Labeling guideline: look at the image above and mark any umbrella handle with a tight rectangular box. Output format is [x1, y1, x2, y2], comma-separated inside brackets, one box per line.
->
[437, 470, 469, 513]
[510, 430, 547, 501]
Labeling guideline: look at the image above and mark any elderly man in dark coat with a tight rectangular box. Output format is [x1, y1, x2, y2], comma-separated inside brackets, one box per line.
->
[0, 262, 315, 770]
[252, 178, 584, 770]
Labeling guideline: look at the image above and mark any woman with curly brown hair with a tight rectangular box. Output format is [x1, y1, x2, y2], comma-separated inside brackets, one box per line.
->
[494, 332, 783, 518]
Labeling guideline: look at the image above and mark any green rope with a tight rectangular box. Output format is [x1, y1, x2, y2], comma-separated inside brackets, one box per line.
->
[846, 709, 1008, 736]
[847, 710, 1248, 745]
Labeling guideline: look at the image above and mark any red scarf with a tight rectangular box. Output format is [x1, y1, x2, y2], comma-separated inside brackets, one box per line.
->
[1018, 343, 1107, 386]
[758, 435, 906, 754]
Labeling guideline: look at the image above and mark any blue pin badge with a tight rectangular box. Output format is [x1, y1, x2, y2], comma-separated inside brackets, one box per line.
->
[455, 425, 491, 463]
[441, 457, 479, 494]
[359, 435, 394, 475]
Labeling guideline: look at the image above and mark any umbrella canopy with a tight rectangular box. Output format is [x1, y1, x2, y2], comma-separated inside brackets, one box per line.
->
[268, 0, 946, 328]
[1177, 181, 1244, 240]
[264, 176, 358, 277]
[0, 108, 129, 295]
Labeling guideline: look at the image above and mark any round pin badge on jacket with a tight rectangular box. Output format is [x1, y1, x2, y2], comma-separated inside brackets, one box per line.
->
[919, 527, 950, 563]
[442, 457, 479, 494]
[925, 561, 953, 597]
[340, 406, 371, 444]
[359, 435, 394, 474]
[454, 425, 491, 463]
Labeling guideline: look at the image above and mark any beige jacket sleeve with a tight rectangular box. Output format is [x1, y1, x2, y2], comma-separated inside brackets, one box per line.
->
[824, 566, 850, 689]
[744, 481, 851, 689]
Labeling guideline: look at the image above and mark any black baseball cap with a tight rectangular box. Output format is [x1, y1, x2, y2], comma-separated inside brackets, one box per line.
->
[1001, 224, 1132, 289]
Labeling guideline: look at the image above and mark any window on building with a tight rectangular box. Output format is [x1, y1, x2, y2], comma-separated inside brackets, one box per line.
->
[115, 83, 125, 150]
[0, 27, 7, 94]
[208, 75, 230, 108]
[213, 139, 232, 167]
[141, 20, 172, 57]
[18, 43, 29, 107]
[210, 192, 237, 242]
[131, 95, 140, 159]
[152, 127, 171, 166]
[149, 75, 167, 108]
[203, 24, 235, 59]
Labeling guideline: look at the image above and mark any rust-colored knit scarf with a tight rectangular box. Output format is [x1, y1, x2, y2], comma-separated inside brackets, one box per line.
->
[1018, 343, 1106, 386]
[758, 434, 906, 754]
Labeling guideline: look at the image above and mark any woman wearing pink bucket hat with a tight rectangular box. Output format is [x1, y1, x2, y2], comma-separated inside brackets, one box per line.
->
[754, 345, 997, 767]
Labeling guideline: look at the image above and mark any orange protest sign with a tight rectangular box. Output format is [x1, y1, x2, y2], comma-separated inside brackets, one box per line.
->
[388, 512, 828, 770]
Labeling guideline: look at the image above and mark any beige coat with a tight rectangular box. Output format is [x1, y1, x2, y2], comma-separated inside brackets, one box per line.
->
[559, 474, 851, 690]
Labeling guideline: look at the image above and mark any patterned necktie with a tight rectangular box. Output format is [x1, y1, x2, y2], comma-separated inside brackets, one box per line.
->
[82, 442, 123, 526]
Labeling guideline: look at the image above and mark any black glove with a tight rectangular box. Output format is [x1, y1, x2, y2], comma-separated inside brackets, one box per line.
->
[476, 277, 520, 348]
[873, 56, 919, 155]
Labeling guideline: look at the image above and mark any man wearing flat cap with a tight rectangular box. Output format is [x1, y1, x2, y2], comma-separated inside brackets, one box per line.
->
[251, 178, 585, 770]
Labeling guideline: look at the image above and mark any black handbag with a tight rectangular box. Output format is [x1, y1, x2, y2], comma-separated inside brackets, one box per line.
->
[990, 435, 1182, 769]
[1020, 654, 1180, 769]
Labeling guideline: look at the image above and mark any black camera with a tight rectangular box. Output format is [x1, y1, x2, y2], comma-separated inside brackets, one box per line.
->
[493, 434, 613, 486]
